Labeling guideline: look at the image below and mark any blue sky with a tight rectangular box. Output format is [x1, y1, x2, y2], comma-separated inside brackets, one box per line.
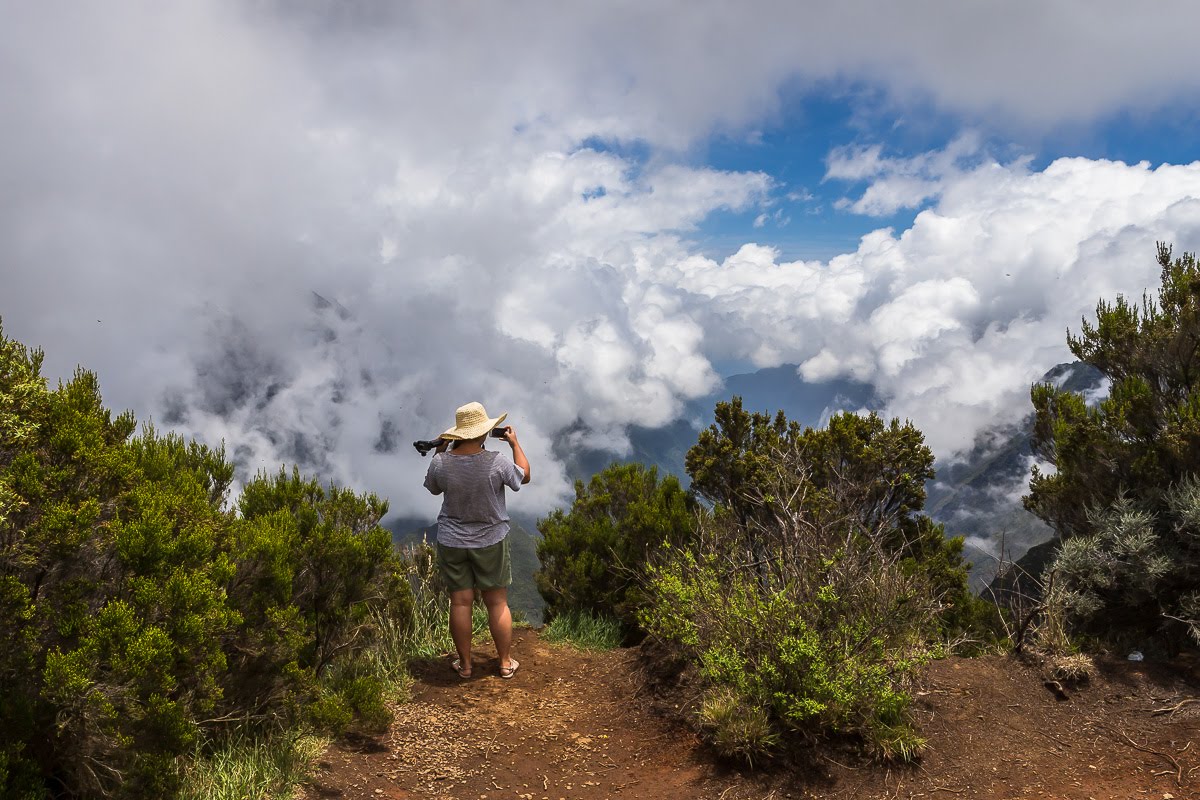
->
[696, 90, 1200, 263]
[7, 1, 1200, 515]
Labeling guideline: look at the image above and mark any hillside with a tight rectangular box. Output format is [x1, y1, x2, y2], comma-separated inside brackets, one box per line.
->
[562, 367, 877, 483]
[927, 361, 1106, 588]
[303, 631, 1200, 799]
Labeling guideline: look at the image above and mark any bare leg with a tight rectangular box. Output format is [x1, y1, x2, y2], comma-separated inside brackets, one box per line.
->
[449, 588, 475, 674]
[482, 587, 514, 671]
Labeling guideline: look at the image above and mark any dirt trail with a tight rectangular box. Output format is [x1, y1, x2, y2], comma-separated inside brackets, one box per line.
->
[303, 631, 710, 800]
[303, 631, 1200, 800]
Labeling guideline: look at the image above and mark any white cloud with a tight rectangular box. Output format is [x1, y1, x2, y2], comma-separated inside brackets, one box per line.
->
[826, 133, 988, 215]
[7, 2, 1200, 522]
[769, 158, 1200, 454]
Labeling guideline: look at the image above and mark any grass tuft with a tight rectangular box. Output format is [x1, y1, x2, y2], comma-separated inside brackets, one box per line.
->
[399, 543, 494, 657]
[698, 687, 779, 765]
[399, 543, 456, 659]
[179, 730, 327, 800]
[541, 608, 624, 651]
[1044, 652, 1094, 683]
[870, 720, 927, 763]
[365, 607, 415, 702]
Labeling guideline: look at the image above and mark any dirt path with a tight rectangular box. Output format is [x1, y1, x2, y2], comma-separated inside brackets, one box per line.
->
[303, 632, 1200, 800]
[303, 631, 712, 800]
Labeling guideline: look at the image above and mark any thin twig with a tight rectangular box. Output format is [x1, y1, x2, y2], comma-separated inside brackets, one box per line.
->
[1114, 729, 1183, 786]
[1152, 698, 1199, 717]
[482, 730, 500, 763]
[821, 753, 858, 771]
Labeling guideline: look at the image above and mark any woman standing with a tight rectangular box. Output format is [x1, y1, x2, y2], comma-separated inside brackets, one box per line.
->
[423, 401, 530, 679]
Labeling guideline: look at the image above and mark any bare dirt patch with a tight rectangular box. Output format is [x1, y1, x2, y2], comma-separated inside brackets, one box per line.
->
[303, 633, 1200, 800]
[302, 631, 705, 800]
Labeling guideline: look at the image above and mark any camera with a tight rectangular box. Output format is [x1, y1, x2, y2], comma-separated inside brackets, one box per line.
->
[412, 438, 445, 457]
[412, 426, 511, 456]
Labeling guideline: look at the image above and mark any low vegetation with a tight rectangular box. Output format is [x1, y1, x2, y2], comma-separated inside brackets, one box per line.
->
[177, 731, 327, 800]
[0, 324, 415, 799]
[537, 400, 996, 763]
[540, 607, 624, 651]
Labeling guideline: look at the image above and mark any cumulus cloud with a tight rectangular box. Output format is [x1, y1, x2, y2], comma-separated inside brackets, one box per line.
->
[763, 157, 1200, 455]
[827, 133, 989, 216]
[6, 2, 1200, 522]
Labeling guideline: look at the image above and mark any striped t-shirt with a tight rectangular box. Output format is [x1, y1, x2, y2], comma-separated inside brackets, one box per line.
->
[423, 448, 525, 548]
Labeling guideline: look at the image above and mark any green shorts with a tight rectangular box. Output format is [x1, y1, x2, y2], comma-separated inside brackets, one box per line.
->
[436, 539, 511, 592]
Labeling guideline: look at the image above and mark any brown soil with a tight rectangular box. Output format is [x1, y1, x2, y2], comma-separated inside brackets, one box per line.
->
[303, 632, 1200, 800]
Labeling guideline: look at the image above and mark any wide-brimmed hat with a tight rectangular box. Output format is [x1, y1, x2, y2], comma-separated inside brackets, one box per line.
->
[441, 401, 507, 440]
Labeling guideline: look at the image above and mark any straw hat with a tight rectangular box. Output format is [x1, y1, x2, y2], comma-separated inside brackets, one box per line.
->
[441, 401, 507, 440]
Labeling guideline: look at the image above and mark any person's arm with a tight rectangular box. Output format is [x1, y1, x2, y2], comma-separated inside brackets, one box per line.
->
[502, 427, 531, 484]
[423, 450, 445, 495]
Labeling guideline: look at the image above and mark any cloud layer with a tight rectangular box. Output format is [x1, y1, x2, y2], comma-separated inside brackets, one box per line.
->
[6, 2, 1200, 518]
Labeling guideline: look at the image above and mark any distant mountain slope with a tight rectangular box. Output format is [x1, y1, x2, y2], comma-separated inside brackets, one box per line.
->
[561, 365, 877, 485]
[927, 361, 1105, 589]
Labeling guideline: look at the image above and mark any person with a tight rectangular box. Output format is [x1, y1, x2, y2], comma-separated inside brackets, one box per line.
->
[423, 401, 530, 679]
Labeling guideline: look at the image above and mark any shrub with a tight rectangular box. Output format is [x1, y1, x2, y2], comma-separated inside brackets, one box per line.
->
[642, 406, 976, 763]
[1026, 244, 1200, 649]
[0, 328, 239, 797]
[643, 527, 934, 763]
[224, 468, 409, 733]
[0, 323, 413, 798]
[1039, 480, 1200, 652]
[688, 401, 993, 643]
[535, 462, 695, 632]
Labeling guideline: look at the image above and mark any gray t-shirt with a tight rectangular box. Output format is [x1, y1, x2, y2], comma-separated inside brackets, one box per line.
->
[423, 448, 525, 548]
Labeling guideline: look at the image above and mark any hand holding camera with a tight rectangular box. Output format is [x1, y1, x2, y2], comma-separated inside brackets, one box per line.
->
[412, 426, 514, 456]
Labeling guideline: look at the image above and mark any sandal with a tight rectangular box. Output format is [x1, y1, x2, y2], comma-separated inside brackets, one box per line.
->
[451, 657, 472, 679]
[499, 658, 520, 680]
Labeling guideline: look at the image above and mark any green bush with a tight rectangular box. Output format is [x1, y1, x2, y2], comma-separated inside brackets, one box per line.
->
[0, 323, 413, 798]
[0, 329, 240, 797]
[688, 401, 991, 642]
[643, 536, 932, 763]
[224, 467, 409, 727]
[641, 405, 976, 763]
[1025, 245, 1200, 651]
[535, 462, 695, 632]
[1041, 479, 1200, 651]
